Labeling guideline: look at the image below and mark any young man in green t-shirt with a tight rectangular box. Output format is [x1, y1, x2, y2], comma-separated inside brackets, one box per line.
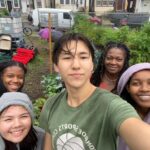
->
[40, 33, 150, 150]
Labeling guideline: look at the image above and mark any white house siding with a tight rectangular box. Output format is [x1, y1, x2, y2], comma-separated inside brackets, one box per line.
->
[135, 0, 150, 13]
[140, 0, 150, 13]
[55, 0, 113, 13]
[21, 0, 28, 13]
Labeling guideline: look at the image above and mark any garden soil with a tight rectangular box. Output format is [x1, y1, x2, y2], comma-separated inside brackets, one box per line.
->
[22, 35, 50, 101]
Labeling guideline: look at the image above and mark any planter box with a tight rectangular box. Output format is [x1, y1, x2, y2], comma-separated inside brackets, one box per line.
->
[0, 17, 23, 38]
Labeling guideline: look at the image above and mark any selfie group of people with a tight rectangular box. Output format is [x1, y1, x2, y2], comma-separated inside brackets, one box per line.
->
[0, 32, 150, 150]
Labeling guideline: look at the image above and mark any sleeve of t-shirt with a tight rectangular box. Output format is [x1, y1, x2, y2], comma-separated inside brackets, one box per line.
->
[39, 98, 52, 132]
[39, 90, 66, 133]
[108, 97, 140, 134]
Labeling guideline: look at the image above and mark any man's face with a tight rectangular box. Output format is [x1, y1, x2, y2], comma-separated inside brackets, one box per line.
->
[54, 40, 94, 89]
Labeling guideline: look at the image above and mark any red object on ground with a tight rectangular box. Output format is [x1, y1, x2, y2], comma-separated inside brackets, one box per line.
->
[12, 48, 35, 64]
[90, 16, 102, 25]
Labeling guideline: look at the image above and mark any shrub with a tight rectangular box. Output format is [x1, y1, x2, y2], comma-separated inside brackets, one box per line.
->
[0, 8, 9, 17]
[33, 73, 64, 126]
[71, 14, 150, 64]
[41, 73, 64, 97]
[33, 97, 46, 126]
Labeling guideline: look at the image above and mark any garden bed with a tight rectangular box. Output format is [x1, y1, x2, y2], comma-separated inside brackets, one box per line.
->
[22, 35, 50, 101]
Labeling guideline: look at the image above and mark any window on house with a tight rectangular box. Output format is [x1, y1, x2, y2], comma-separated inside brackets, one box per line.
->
[66, 0, 70, 4]
[71, 0, 75, 4]
[0, 0, 5, 7]
[13, 0, 20, 8]
[80, 0, 83, 5]
[37, 2, 42, 7]
[60, 0, 64, 4]
[37, 0, 42, 7]
[96, 0, 114, 7]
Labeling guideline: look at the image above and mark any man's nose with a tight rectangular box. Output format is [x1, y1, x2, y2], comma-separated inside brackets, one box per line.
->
[72, 57, 80, 69]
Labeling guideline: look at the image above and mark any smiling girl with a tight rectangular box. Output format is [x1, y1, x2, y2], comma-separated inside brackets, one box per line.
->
[0, 61, 27, 96]
[117, 63, 150, 150]
[0, 92, 47, 150]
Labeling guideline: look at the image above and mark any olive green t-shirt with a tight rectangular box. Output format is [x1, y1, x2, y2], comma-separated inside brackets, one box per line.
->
[40, 88, 139, 150]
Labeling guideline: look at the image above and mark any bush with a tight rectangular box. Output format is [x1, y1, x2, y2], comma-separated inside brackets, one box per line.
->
[33, 97, 46, 126]
[0, 8, 9, 17]
[33, 73, 64, 126]
[71, 14, 150, 63]
[41, 73, 64, 97]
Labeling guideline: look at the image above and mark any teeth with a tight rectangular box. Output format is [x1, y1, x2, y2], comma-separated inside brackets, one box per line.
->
[11, 129, 22, 134]
[139, 96, 150, 101]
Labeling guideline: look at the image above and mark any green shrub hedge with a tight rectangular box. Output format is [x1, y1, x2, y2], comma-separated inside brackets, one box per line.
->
[71, 13, 150, 63]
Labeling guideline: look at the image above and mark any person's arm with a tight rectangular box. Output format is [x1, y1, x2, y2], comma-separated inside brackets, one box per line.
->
[119, 117, 150, 150]
[44, 132, 52, 150]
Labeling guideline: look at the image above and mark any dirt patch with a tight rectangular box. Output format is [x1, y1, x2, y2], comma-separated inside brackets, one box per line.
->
[22, 35, 50, 101]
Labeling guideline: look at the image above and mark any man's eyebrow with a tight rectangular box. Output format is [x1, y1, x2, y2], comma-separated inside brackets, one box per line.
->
[80, 51, 90, 54]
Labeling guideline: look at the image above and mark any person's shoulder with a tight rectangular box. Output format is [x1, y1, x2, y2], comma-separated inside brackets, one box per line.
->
[34, 126, 45, 134]
[0, 136, 5, 150]
[93, 88, 125, 106]
[34, 126, 46, 150]
[95, 88, 120, 100]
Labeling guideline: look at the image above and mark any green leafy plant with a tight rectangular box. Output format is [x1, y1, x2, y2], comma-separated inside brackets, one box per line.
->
[0, 8, 9, 17]
[33, 97, 46, 126]
[71, 14, 150, 64]
[33, 73, 64, 126]
[41, 73, 64, 97]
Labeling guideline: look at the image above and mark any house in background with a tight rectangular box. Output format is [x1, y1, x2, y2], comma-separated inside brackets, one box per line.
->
[114, 0, 150, 13]
[25, 0, 115, 14]
[54, 0, 114, 14]
[0, 0, 21, 12]
[0, 0, 115, 14]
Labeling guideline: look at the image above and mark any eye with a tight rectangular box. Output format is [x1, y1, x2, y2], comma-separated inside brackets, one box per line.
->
[106, 56, 112, 60]
[4, 118, 12, 122]
[130, 81, 140, 86]
[18, 76, 24, 80]
[21, 114, 30, 118]
[7, 74, 14, 78]
[80, 56, 89, 59]
[116, 58, 123, 62]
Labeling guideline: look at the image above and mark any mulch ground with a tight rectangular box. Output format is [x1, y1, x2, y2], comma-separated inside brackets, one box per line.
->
[22, 35, 50, 101]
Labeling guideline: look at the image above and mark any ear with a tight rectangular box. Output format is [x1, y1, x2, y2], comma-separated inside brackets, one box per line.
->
[54, 64, 59, 73]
